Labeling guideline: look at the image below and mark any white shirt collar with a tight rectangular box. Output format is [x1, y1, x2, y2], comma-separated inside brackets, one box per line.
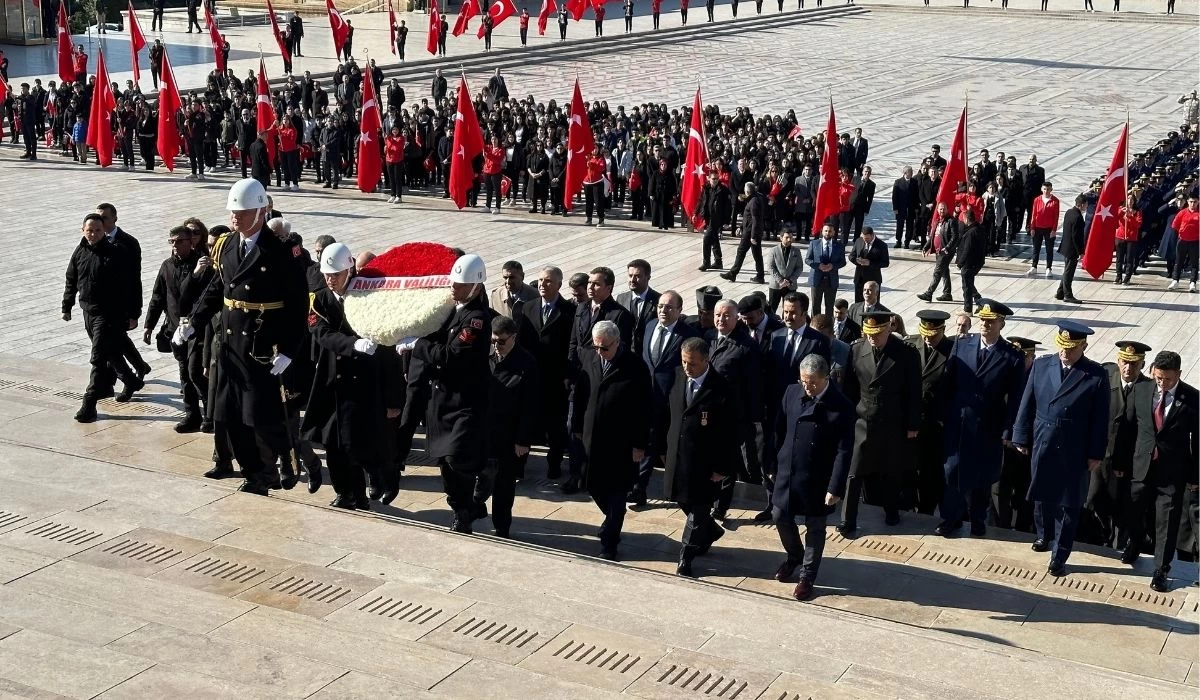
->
[240, 230, 262, 248]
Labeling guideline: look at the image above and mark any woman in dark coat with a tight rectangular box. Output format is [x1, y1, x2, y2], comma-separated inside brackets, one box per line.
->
[650, 157, 677, 230]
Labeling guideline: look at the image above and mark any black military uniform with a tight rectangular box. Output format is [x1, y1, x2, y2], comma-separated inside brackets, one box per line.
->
[413, 293, 495, 532]
[145, 236, 209, 431]
[302, 287, 402, 510]
[905, 310, 953, 514]
[485, 340, 541, 538]
[189, 224, 309, 494]
[682, 285, 722, 336]
[993, 336, 1038, 531]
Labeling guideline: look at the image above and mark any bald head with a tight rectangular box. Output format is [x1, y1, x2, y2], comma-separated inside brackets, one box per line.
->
[355, 250, 376, 272]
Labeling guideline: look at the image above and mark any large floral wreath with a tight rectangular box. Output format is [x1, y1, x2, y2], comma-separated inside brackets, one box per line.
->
[342, 242, 459, 346]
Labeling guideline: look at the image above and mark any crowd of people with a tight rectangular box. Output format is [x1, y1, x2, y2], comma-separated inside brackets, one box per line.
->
[60, 168, 1197, 599]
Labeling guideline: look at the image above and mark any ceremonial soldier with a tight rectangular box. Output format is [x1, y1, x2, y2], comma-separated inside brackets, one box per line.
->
[839, 312, 921, 535]
[905, 309, 953, 515]
[302, 243, 403, 510]
[486, 316, 541, 539]
[938, 301, 1024, 537]
[1013, 320, 1110, 577]
[180, 179, 309, 495]
[772, 354, 855, 601]
[1084, 341, 1151, 548]
[1117, 350, 1197, 592]
[665, 337, 739, 577]
[993, 337, 1038, 532]
[403, 253, 495, 533]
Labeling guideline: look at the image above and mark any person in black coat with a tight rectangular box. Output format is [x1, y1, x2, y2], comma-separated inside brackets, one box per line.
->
[248, 131, 272, 189]
[905, 310, 953, 515]
[954, 211, 988, 314]
[302, 251, 402, 511]
[62, 214, 143, 422]
[706, 299, 763, 519]
[772, 353, 855, 601]
[699, 171, 733, 271]
[832, 299, 860, 344]
[516, 266, 576, 480]
[1056, 194, 1086, 304]
[918, 202, 959, 303]
[485, 316, 541, 539]
[891, 167, 919, 249]
[1116, 350, 1198, 592]
[572, 321, 651, 560]
[724, 183, 767, 283]
[665, 337, 740, 577]
[847, 226, 889, 303]
[849, 166, 876, 238]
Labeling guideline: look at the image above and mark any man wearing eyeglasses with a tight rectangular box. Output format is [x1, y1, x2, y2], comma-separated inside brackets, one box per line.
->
[572, 320, 650, 560]
[485, 316, 541, 539]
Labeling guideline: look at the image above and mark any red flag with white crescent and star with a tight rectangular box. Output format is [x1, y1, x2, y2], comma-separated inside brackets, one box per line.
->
[933, 106, 967, 228]
[811, 100, 840, 235]
[326, 0, 351, 57]
[567, 0, 587, 20]
[357, 70, 383, 193]
[563, 79, 595, 211]
[56, 2, 73, 83]
[256, 58, 278, 167]
[478, 0, 518, 38]
[388, 0, 398, 54]
[449, 77, 484, 209]
[453, 0, 478, 37]
[1081, 122, 1128, 280]
[127, 2, 146, 87]
[156, 46, 182, 172]
[537, 0, 557, 34]
[85, 48, 116, 167]
[427, 3, 441, 54]
[204, 4, 226, 73]
[680, 88, 708, 219]
[265, 0, 289, 59]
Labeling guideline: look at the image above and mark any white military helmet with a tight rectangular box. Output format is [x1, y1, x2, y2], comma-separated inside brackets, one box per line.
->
[449, 254, 487, 284]
[319, 242, 354, 274]
[226, 178, 269, 211]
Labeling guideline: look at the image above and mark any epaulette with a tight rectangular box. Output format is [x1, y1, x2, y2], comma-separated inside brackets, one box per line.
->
[307, 291, 327, 328]
[210, 232, 232, 271]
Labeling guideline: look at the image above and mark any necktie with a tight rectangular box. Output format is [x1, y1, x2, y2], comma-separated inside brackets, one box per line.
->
[873, 347, 882, 363]
[1122, 383, 1132, 402]
[242, 239, 252, 256]
[686, 379, 697, 405]
[652, 325, 668, 364]
[835, 321, 842, 337]
[1154, 392, 1169, 431]
[601, 359, 611, 377]
[542, 303, 552, 324]
[1061, 365, 1070, 381]
[977, 344, 987, 366]
[786, 330, 800, 364]
[633, 296, 642, 318]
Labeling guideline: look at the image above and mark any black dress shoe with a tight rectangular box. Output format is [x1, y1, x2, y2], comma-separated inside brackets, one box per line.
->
[711, 506, 729, 522]
[970, 522, 986, 537]
[355, 496, 371, 511]
[136, 361, 153, 380]
[600, 547, 618, 561]
[1120, 546, 1139, 565]
[74, 402, 98, 423]
[204, 462, 235, 479]
[884, 511, 901, 526]
[774, 560, 798, 582]
[450, 511, 473, 534]
[329, 494, 357, 510]
[835, 522, 857, 537]
[697, 264, 709, 272]
[749, 276, 766, 284]
[916, 292, 933, 302]
[626, 488, 646, 505]
[1047, 560, 1067, 577]
[719, 272, 736, 282]
[546, 465, 562, 480]
[367, 486, 384, 501]
[174, 414, 202, 433]
[753, 509, 773, 523]
[1031, 539, 1050, 553]
[278, 462, 297, 491]
[934, 521, 961, 538]
[792, 578, 814, 601]
[695, 524, 725, 556]
[1064, 297, 1082, 304]
[935, 294, 953, 302]
[1149, 569, 1169, 592]
[560, 477, 580, 495]
[306, 461, 323, 493]
[471, 501, 489, 521]
[676, 559, 696, 577]
[381, 489, 399, 505]
[115, 376, 145, 403]
[237, 481, 270, 496]
[200, 419, 214, 433]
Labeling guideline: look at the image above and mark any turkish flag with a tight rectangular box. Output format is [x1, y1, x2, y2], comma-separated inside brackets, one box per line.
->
[787, 124, 802, 140]
[204, 5, 226, 73]
[810, 100, 839, 235]
[1082, 123, 1128, 280]
[357, 71, 383, 193]
[256, 58, 278, 167]
[427, 3, 441, 54]
[128, 2, 146, 87]
[388, 0, 397, 53]
[326, 0, 351, 57]
[563, 79, 594, 211]
[538, 0, 556, 34]
[265, 0, 289, 59]
[567, 0, 587, 20]
[680, 88, 708, 219]
[933, 106, 967, 228]
[56, 2, 73, 83]
[448, 77, 484, 209]
[156, 47, 182, 172]
[86, 48, 116, 167]
[478, 0, 518, 38]
[453, 0, 478, 37]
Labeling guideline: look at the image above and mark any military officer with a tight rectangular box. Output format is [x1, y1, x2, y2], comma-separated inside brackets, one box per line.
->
[839, 312, 921, 535]
[905, 309, 953, 515]
[179, 179, 309, 495]
[1084, 341, 1151, 548]
[402, 253, 496, 533]
[993, 337, 1038, 531]
[302, 242, 403, 510]
[938, 301, 1025, 537]
[1013, 320, 1110, 577]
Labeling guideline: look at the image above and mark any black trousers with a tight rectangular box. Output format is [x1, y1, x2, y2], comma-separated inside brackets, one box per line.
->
[1086, 468, 1129, 549]
[388, 163, 404, 198]
[652, 11, 659, 27]
[1174, 240, 1199, 283]
[895, 211, 915, 246]
[728, 238, 763, 278]
[139, 136, 155, 169]
[624, 15, 632, 30]
[1030, 229, 1054, 269]
[702, 227, 724, 267]
[485, 173, 503, 209]
[795, 213, 813, 241]
[440, 458, 481, 514]
[913, 423, 945, 515]
[1115, 240, 1136, 281]
[1127, 466, 1185, 572]
[326, 443, 368, 500]
[490, 452, 526, 536]
[152, 7, 164, 31]
[174, 339, 207, 416]
[841, 472, 899, 527]
[924, 253, 953, 296]
[959, 266, 980, 313]
[810, 281, 835, 319]
[775, 511, 828, 581]
[1035, 501, 1080, 564]
[1056, 255, 1079, 299]
[584, 181, 605, 222]
[591, 485, 628, 550]
[993, 445, 1033, 531]
[82, 312, 137, 402]
[222, 418, 285, 488]
[680, 496, 720, 561]
[940, 482, 990, 527]
[837, 212, 853, 245]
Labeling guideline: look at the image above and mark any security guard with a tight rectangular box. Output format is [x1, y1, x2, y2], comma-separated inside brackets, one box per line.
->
[403, 253, 495, 533]
[905, 309, 953, 515]
[993, 337, 1038, 531]
[938, 300, 1024, 538]
[302, 243, 403, 510]
[1013, 320, 1110, 577]
[1084, 341, 1151, 547]
[177, 179, 309, 496]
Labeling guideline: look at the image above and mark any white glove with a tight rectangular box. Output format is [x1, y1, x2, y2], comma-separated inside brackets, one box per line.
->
[354, 338, 377, 355]
[171, 324, 195, 346]
[270, 354, 292, 376]
[395, 336, 419, 352]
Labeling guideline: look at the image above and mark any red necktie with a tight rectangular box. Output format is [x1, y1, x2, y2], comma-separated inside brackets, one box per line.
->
[1152, 393, 1166, 460]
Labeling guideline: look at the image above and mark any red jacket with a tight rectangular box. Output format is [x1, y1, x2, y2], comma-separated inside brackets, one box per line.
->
[955, 192, 984, 223]
[1030, 194, 1061, 231]
[1172, 208, 1199, 242]
[483, 145, 505, 175]
[652, 0, 662, 10]
[584, 156, 606, 183]
[278, 125, 298, 152]
[72, 52, 88, 75]
[519, 13, 529, 28]
[1115, 207, 1141, 242]
[837, 181, 855, 213]
[385, 134, 405, 164]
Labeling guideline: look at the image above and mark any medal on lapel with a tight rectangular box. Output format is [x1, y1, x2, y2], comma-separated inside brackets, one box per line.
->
[700, 411, 708, 427]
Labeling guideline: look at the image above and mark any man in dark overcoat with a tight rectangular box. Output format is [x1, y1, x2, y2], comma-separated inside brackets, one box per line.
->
[905, 309, 953, 515]
[485, 315, 541, 539]
[516, 265, 576, 481]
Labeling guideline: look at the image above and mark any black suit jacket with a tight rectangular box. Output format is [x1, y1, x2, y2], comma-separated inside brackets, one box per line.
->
[834, 316, 861, 344]
[705, 324, 764, 425]
[663, 368, 740, 506]
[568, 296, 635, 370]
[1058, 207, 1086, 258]
[851, 178, 875, 215]
[617, 288, 661, 350]
[891, 177, 918, 213]
[516, 295, 576, 386]
[849, 237, 889, 284]
[1118, 380, 1198, 485]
